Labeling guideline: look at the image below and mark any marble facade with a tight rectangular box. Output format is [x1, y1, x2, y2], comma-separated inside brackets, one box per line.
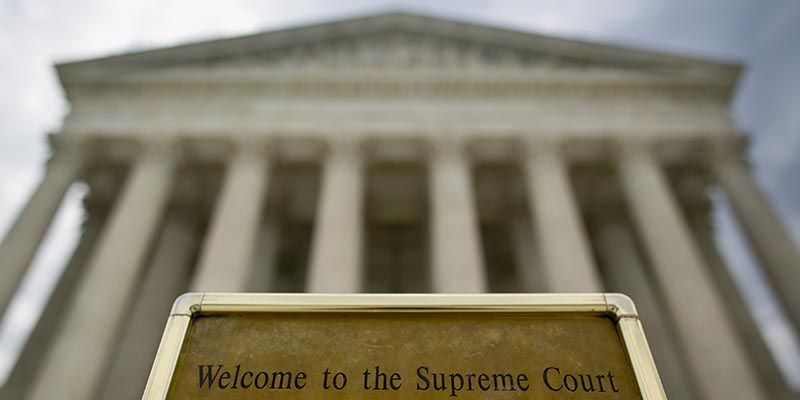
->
[0, 12, 798, 400]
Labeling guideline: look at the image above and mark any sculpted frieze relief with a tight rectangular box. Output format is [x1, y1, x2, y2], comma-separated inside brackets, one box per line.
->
[67, 78, 732, 103]
[66, 30, 732, 101]
[137, 31, 654, 73]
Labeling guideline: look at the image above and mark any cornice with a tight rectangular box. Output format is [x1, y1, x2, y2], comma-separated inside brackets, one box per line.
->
[62, 76, 735, 102]
[55, 12, 740, 86]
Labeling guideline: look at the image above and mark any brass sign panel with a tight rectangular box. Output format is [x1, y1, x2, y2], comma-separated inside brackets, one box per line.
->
[143, 293, 665, 400]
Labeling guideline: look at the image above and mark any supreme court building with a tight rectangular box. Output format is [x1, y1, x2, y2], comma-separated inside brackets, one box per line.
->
[1, 12, 799, 400]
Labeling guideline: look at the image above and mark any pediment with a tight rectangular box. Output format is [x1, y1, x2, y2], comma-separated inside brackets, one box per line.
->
[56, 12, 740, 83]
[175, 30, 640, 73]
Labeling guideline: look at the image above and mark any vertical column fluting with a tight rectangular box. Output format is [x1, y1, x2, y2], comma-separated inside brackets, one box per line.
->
[593, 212, 698, 400]
[0, 142, 84, 317]
[307, 138, 365, 293]
[97, 208, 200, 400]
[711, 140, 800, 333]
[190, 140, 270, 292]
[523, 138, 602, 292]
[429, 138, 487, 293]
[28, 138, 178, 400]
[617, 141, 766, 400]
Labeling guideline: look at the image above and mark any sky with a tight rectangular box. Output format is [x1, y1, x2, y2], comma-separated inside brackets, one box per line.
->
[1, 0, 799, 389]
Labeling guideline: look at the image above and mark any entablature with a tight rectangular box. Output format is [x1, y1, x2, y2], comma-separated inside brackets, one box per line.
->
[49, 129, 747, 168]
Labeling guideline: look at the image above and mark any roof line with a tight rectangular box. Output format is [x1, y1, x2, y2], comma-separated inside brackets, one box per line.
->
[55, 11, 741, 82]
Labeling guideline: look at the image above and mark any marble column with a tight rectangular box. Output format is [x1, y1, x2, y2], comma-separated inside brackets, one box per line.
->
[307, 139, 364, 293]
[523, 139, 602, 292]
[593, 212, 698, 400]
[429, 139, 487, 293]
[0, 143, 83, 317]
[711, 142, 800, 333]
[689, 204, 797, 399]
[190, 140, 270, 292]
[617, 141, 766, 400]
[27, 139, 177, 400]
[97, 208, 200, 400]
[0, 201, 105, 400]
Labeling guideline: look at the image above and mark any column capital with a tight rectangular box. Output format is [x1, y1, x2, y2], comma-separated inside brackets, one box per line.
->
[47, 134, 91, 172]
[322, 136, 366, 164]
[613, 137, 660, 164]
[135, 137, 184, 163]
[228, 136, 272, 162]
[707, 136, 748, 164]
[519, 135, 566, 159]
[49, 134, 88, 156]
[426, 136, 472, 161]
[519, 137, 577, 174]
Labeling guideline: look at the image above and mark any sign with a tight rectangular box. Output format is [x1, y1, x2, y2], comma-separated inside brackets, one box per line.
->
[142, 293, 665, 399]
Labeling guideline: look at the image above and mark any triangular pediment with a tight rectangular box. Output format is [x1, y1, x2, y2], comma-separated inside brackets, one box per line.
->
[178, 29, 640, 73]
[56, 12, 740, 83]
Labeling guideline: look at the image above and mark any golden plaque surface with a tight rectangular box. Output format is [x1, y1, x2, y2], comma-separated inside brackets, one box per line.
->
[142, 293, 665, 400]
